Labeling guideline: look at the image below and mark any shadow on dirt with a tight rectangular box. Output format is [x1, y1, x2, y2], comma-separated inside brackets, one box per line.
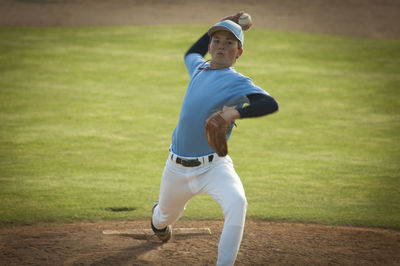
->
[93, 241, 163, 265]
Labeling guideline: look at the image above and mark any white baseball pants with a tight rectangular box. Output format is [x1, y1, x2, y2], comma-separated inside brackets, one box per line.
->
[152, 151, 247, 266]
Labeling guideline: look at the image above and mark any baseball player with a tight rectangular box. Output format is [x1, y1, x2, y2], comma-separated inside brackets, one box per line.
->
[151, 12, 279, 265]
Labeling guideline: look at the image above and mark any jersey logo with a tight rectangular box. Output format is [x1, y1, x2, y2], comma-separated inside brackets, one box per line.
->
[198, 60, 211, 71]
[198, 66, 210, 71]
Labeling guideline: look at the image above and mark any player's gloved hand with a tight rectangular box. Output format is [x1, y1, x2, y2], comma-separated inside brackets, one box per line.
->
[205, 112, 230, 157]
[205, 107, 240, 157]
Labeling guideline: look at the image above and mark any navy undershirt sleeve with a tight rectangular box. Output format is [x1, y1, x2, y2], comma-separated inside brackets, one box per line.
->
[237, 93, 279, 118]
[185, 33, 210, 58]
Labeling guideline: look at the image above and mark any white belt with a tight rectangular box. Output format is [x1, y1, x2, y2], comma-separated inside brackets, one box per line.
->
[170, 153, 215, 167]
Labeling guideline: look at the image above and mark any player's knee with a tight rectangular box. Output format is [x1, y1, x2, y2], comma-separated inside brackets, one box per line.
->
[232, 193, 247, 211]
[240, 195, 248, 212]
[223, 193, 247, 225]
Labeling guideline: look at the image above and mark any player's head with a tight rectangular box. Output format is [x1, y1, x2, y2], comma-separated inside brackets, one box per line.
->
[209, 20, 244, 48]
[208, 20, 244, 69]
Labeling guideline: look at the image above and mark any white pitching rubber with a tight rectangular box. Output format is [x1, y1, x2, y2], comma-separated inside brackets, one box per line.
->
[103, 227, 211, 236]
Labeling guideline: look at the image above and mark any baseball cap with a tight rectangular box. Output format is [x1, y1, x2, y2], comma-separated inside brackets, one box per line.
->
[208, 20, 244, 47]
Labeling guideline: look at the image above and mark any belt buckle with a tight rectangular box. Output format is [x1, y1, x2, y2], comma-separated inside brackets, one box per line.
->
[176, 157, 201, 167]
[182, 159, 201, 167]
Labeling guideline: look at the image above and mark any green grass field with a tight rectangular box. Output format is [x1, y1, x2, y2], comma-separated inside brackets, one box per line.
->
[0, 25, 399, 229]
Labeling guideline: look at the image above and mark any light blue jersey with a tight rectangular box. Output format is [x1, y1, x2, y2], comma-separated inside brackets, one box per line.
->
[171, 53, 269, 157]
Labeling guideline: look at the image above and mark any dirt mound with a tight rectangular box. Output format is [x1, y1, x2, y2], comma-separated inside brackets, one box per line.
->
[1, 220, 399, 265]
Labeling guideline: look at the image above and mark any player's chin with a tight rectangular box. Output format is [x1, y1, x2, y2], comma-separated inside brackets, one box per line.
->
[217, 57, 231, 63]
[211, 58, 234, 68]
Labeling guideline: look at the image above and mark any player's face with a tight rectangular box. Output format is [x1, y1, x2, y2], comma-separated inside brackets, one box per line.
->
[209, 30, 243, 69]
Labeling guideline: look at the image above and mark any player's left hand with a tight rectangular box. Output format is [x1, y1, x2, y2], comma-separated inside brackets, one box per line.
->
[220, 105, 240, 124]
[205, 112, 231, 157]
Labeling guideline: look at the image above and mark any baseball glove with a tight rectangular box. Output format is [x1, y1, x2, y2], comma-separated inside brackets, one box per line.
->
[205, 112, 231, 157]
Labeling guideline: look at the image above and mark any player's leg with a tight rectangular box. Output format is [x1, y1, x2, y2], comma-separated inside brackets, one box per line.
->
[152, 159, 195, 230]
[201, 156, 247, 266]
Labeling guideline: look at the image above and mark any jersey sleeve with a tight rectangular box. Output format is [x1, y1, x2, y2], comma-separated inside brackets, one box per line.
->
[184, 53, 206, 77]
[218, 74, 270, 113]
[236, 75, 269, 97]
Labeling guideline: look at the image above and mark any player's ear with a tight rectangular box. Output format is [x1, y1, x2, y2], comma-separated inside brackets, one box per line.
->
[236, 48, 243, 59]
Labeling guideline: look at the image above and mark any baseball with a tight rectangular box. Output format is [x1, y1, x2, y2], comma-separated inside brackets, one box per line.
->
[238, 13, 251, 27]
